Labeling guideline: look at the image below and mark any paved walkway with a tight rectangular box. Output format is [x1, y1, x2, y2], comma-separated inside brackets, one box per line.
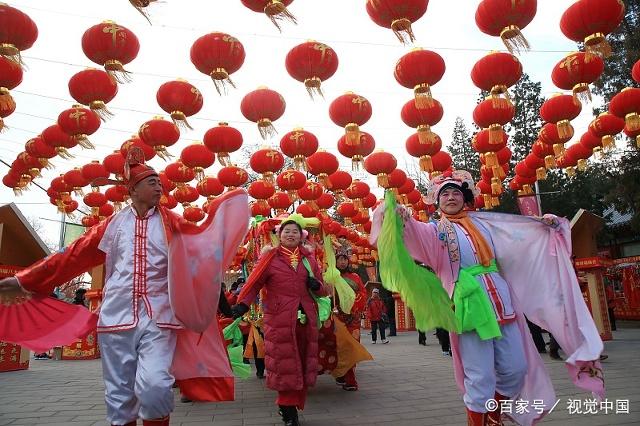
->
[1, 326, 639, 426]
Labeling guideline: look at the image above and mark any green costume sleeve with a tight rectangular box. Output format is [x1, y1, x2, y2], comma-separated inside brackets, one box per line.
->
[454, 262, 502, 340]
[222, 317, 252, 378]
[322, 235, 356, 313]
[377, 191, 458, 332]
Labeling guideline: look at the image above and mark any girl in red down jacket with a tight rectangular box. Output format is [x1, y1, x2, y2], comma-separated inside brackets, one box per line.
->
[233, 219, 327, 426]
[366, 288, 388, 344]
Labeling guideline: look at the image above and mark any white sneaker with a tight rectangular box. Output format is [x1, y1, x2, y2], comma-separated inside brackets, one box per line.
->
[382, 339, 389, 344]
[442, 351, 449, 356]
[371, 341, 376, 344]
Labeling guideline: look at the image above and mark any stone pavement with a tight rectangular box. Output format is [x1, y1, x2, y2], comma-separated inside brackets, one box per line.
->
[1, 326, 639, 426]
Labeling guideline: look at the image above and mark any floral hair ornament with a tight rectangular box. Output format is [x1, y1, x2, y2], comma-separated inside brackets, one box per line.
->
[425, 169, 479, 205]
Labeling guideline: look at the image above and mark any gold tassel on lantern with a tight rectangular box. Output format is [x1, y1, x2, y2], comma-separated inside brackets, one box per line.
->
[489, 89, 512, 107]
[491, 196, 500, 207]
[264, 0, 297, 32]
[210, 67, 237, 96]
[345, 123, 360, 146]
[572, 83, 592, 103]
[390, 18, 416, 44]
[154, 145, 173, 161]
[499, 25, 530, 55]
[556, 119, 574, 139]
[104, 59, 133, 84]
[490, 177, 502, 195]
[491, 164, 506, 180]
[351, 155, 363, 172]
[577, 159, 588, 171]
[293, 154, 306, 171]
[635, 135, 640, 148]
[217, 152, 231, 166]
[625, 112, 640, 132]
[128, 0, 155, 24]
[55, 147, 75, 160]
[584, 33, 612, 59]
[429, 171, 442, 179]
[75, 134, 96, 150]
[318, 173, 330, 188]
[522, 184, 533, 195]
[417, 125, 435, 144]
[483, 194, 492, 210]
[89, 100, 114, 121]
[536, 167, 547, 180]
[488, 124, 504, 145]
[552, 143, 565, 157]
[170, 110, 194, 131]
[544, 155, 556, 170]
[304, 77, 323, 99]
[565, 167, 576, 177]
[602, 135, 615, 150]
[413, 83, 434, 108]
[419, 155, 433, 173]
[376, 173, 389, 188]
[418, 210, 428, 222]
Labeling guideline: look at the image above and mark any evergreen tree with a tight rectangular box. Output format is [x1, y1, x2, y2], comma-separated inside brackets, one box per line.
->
[449, 117, 480, 181]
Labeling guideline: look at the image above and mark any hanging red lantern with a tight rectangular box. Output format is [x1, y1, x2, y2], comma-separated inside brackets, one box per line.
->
[560, 0, 625, 58]
[364, 150, 397, 188]
[25, 136, 56, 169]
[159, 171, 176, 193]
[471, 52, 522, 102]
[197, 176, 225, 199]
[473, 129, 508, 167]
[248, 179, 276, 200]
[50, 175, 72, 195]
[285, 41, 339, 99]
[280, 128, 319, 170]
[250, 147, 284, 183]
[539, 122, 573, 157]
[190, 32, 245, 94]
[609, 87, 640, 132]
[564, 141, 593, 172]
[41, 124, 78, 159]
[0, 4, 38, 66]
[555, 151, 578, 177]
[0, 92, 15, 133]
[624, 124, 640, 148]
[523, 153, 547, 180]
[475, 0, 537, 54]
[64, 168, 90, 195]
[268, 191, 292, 213]
[120, 135, 156, 162]
[81, 215, 100, 228]
[83, 190, 107, 214]
[82, 161, 109, 187]
[633, 59, 640, 84]
[165, 160, 196, 186]
[397, 177, 415, 204]
[588, 112, 625, 150]
[139, 116, 181, 160]
[430, 151, 452, 178]
[105, 186, 126, 210]
[400, 98, 443, 144]
[306, 150, 339, 187]
[203, 122, 243, 166]
[81, 21, 140, 83]
[296, 203, 318, 219]
[539, 94, 582, 139]
[387, 169, 407, 191]
[160, 193, 178, 210]
[406, 189, 422, 206]
[276, 169, 306, 199]
[473, 97, 515, 144]
[531, 139, 558, 169]
[173, 185, 200, 206]
[180, 142, 216, 181]
[15, 152, 42, 179]
[241, 0, 297, 31]
[394, 49, 445, 107]
[316, 192, 335, 212]
[551, 52, 604, 102]
[481, 162, 510, 184]
[218, 165, 248, 189]
[365, 0, 429, 44]
[57, 105, 101, 149]
[329, 92, 372, 148]
[337, 131, 376, 171]
[298, 180, 323, 205]
[345, 180, 370, 209]
[156, 79, 203, 130]
[103, 151, 126, 177]
[68, 68, 118, 120]
[240, 87, 286, 139]
[327, 170, 352, 197]
[183, 206, 205, 223]
[251, 200, 272, 217]
[0, 56, 22, 132]
[337, 201, 357, 225]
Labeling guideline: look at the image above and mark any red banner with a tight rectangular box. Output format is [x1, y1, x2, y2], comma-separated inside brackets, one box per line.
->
[0, 265, 30, 372]
[575, 257, 613, 270]
[61, 331, 100, 360]
[517, 195, 541, 216]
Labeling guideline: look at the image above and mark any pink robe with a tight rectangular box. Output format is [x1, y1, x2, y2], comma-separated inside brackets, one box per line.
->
[371, 208, 604, 425]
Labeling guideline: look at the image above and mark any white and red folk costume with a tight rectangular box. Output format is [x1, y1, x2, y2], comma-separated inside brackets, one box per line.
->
[371, 170, 605, 426]
[13, 164, 249, 426]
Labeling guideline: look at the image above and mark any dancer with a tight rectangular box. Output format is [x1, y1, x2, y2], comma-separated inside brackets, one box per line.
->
[0, 152, 248, 426]
[233, 216, 327, 426]
[372, 170, 605, 426]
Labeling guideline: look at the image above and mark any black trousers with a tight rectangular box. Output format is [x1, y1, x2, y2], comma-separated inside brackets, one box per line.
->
[371, 320, 386, 341]
[608, 307, 617, 331]
[435, 328, 450, 352]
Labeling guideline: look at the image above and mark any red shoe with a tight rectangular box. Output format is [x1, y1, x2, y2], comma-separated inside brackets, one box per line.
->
[487, 392, 505, 425]
[142, 416, 169, 426]
[113, 422, 136, 426]
[467, 409, 486, 426]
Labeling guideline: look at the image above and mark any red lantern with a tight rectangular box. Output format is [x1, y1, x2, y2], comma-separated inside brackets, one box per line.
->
[0, 4, 38, 66]
[81, 21, 140, 83]
[159, 171, 177, 193]
[197, 176, 224, 199]
[327, 170, 352, 196]
[280, 128, 319, 170]
[633, 59, 640, 84]
[50, 175, 72, 195]
[564, 141, 593, 171]
[120, 135, 156, 162]
[160, 193, 178, 210]
[57, 105, 101, 149]
[406, 189, 421, 206]
[345, 180, 370, 209]
[560, 0, 625, 58]
[337, 131, 376, 171]
[250, 147, 284, 183]
[394, 49, 445, 107]
[15, 152, 42, 179]
[365, 0, 429, 44]
[306, 150, 339, 187]
[165, 161, 196, 186]
[0, 56, 22, 132]
[218, 165, 248, 189]
[539, 122, 573, 157]
[400, 98, 443, 144]
[588, 112, 625, 150]
[173, 185, 200, 206]
[105, 186, 126, 210]
[387, 168, 407, 190]
[397, 177, 415, 204]
[63, 168, 89, 195]
[156, 80, 203, 130]
[41, 124, 78, 159]
[624, 124, 640, 148]
[337, 201, 357, 224]
[608, 87, 640, 132]
[531, 139, 558, 169]
[203, 122, 243, 166]
[190, 32, 245, 94]
[523, 153, 547, 180]
[316, 192, 335, 211]
[183, 206, 205, 223]
[251, 200, 272, 217]
[0, 90, 15, 133]
[25, 137, 56, 168]
[276, 169, 306, 198]
[103, 151, 126, 177]
[551, 52, 604, 102]
[329, 92, 372, 148]
[481, 162, 510, 183]
[298, 180, 323, 206]
[180, 143, 216, 180]
[82, 161, 109, 187]
[296, 203, 318, 218]
[83, 191, 107, 214]
[241, 0, 297, 31]
[475, 0, 537, 54]
[268, 191, 292, 212]
[430, 151, 453, 177]
[285, 41, 338, 98]
[473, 97, 515, 143]
[81, 215, 100, 228]
[473, 129, 508, 167]
[240, 87, 286, 139]
[68, 68, 118, 120]
[364, 150, 397, 188]
[139, 116, 181, 160]
[471, 52, 522, 101]
[249, 179, 276, 201]
[540, 94, 582, 139]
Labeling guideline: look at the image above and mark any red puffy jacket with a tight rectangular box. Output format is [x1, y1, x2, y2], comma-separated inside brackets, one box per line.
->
[366, 297, 386, 321]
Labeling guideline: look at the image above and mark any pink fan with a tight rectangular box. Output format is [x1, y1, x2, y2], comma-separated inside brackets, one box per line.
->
[0, 294, 98, 353]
